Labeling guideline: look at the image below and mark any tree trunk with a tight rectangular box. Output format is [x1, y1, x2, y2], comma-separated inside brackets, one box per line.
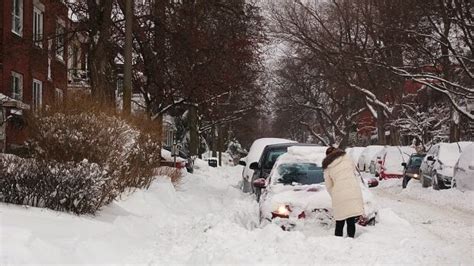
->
[376, 107, 386, 145]
[189, 105, 199, 156]
[211, 125, 217, 158]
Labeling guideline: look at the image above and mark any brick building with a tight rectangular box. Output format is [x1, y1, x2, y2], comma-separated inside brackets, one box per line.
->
[0, 0, 68, 151]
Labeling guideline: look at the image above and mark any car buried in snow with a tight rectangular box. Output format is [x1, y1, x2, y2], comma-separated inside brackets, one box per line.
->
[249, 143, 323, 201]
[255, 146, 378, 230]
[420, 142, 472, 190]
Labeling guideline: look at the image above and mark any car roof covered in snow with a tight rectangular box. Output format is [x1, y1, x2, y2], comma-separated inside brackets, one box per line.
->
[246, 138, 296, 164]
[275, 146, 328, 167]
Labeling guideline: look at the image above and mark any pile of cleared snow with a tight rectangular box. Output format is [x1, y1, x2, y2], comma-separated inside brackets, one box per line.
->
[378, 178, 474, 212]
[1, 165, 473, 265]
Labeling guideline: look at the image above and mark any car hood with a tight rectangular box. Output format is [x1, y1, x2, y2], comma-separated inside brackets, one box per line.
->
[261, 183, 377, 219]
[262, 184, 332, 217]
[405, 167, 420, 174]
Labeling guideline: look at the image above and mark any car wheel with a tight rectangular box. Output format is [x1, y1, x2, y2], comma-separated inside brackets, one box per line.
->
[432, 173, 439, 190]
[402, 176, 409, 189]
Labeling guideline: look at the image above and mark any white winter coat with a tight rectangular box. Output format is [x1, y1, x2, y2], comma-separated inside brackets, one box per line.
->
[323, 153, 364, 221]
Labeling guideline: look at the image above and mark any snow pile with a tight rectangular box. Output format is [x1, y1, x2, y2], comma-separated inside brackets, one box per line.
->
[1, 165, 473, 264]
[379, 178, 474, 213]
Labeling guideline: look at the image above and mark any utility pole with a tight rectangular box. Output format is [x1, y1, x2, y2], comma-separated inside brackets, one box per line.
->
[123, 0, 133, 114]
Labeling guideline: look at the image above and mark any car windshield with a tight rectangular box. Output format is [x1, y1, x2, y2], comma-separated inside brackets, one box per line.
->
[409, 155, 424, 167]
[264, 149, 287, 169]
[276, 163, 324, 185]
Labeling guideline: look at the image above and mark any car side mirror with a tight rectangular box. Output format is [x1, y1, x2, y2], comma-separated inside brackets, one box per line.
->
[238, 160, 246, 167]
[253, 178, 266, 189]
[427, 156, 435, 161]
[401, 162, 407, 167]
[249, 162, 259, 170]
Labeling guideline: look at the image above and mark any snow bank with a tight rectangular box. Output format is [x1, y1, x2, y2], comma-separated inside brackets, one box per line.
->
[1, 165, 473, 265]
[378, 178, 474, 213]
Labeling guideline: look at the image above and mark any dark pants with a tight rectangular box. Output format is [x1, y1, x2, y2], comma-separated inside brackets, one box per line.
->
[335, 216, 357, 238]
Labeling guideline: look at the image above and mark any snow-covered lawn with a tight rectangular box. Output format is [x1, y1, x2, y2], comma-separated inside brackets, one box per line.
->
[1, 165, 473, 264]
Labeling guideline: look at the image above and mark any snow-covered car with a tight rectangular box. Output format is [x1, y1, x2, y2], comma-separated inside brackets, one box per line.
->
[345, 147, 365, 165]
[241, 138, 296, 193]
[453, 143, 474, 191]
[163, 146, 194, 173]
[376, 146, 416, 179]
[255, 146, 378, 230]
[161, 149, 187, 170]
[420, 142, 472, 190]
[369, 149, 386, 176]
[357, 145, 384, 172]
[249, 143, 323, 200]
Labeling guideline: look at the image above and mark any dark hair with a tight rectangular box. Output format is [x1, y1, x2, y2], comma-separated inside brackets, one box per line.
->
[326, 146, 337, 155]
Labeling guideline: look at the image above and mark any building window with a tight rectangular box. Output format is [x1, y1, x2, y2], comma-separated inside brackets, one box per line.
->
[33, 7, 43, 47]
[55, 88, 64, 103]
[33, 79, 43, 111]
[11, 72, 23, 101]
[56, 22, 65, 60]
[11, 0, 23, 36]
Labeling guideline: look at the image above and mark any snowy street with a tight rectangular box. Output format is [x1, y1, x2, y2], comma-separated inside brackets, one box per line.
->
[1, 163, 473, 265]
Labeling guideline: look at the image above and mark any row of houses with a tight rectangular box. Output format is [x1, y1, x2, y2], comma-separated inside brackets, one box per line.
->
[0, 0, 179, 153]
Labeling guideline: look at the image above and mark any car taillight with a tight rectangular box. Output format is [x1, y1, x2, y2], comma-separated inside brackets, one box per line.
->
[177, 161, 186, 169]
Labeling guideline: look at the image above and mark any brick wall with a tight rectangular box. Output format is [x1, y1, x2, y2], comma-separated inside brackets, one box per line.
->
[1, 0, 68, 148]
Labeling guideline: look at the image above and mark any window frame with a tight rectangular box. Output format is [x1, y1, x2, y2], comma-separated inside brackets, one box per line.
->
[33, 7, 44, 48]
[11, 0, 23, 36]
[32, 79, 43, 111]
[56, 22, 65, 61]
[11, 71, 23, 101]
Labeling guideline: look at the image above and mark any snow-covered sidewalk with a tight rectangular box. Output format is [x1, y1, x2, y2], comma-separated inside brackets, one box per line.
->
[1, 165, 473, 264]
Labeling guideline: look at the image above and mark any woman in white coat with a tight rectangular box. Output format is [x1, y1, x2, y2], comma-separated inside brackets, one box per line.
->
[322, 147, 364, 238]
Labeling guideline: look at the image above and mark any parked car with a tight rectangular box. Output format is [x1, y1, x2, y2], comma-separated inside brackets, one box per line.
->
[453, 143, 474, 191]
[255, 146, 378, 230]
[241, 138, 296, 193]
[160, 149, 187, 170]
[376, 146, 416, 179]
[163, 146, 194, 173]
[402, 153, 426, 188]
[369, 149, 386, 176]
[357, 146, 384, 172]
[249, 143, 323, 200]
[420, 142, 472, 189]
[345, 147, 366, 165]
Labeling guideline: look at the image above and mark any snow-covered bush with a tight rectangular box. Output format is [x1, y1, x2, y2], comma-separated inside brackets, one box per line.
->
[0, 155, 109, 214]
[0, 97, 163, 214]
